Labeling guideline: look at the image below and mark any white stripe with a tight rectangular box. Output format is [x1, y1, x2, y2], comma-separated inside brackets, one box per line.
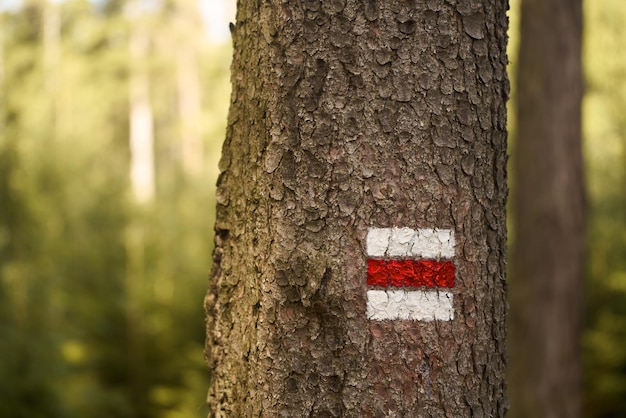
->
[366, 289, 454, 321]
[366, 227, 455, 258]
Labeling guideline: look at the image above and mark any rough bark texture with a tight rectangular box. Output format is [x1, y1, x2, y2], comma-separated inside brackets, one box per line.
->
[509, 0, 584, 417]
[205, 0, 509, 416]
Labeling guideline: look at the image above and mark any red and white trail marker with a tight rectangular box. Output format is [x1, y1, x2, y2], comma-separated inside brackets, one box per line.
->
[366, 227, 456, 321]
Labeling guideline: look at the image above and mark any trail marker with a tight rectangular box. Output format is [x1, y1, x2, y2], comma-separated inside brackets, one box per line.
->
[366, 227, 456, 321]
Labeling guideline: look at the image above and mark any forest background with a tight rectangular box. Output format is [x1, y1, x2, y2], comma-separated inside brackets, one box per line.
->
[0, 0, 624, 417]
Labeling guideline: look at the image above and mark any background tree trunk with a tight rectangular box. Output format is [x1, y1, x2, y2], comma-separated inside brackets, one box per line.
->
[173, 0, 205, 177]
[509, 0, 585, 417]
[127, 6, 154, 415]
[129, 12, 155, 204]
[42, 0, 60, 102]
[205, 1, 508, 416]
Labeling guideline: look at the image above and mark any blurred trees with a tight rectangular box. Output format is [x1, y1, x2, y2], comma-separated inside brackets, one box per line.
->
[2, 0, 626, 416]
[0, 0, 230, 416]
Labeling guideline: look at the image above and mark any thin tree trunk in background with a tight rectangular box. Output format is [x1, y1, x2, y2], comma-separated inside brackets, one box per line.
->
[125, 223, 147, 418]
[42, 0, 60, 92]
[127, 9, 153, 417]
[205, 0, 509, 416]
[509, 0, 585, 417]
[177, 46, 203, 176]
[129, 18, 155, 204]
[174, 0, 204, 177]
[42, 0, 60, 134]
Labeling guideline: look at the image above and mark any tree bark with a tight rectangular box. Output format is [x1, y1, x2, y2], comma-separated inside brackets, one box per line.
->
[205, 0, 509, 416]
[509, 0, 585, 417]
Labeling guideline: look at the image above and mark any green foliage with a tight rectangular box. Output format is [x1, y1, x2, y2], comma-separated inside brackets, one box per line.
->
[0, 1, 230, 416]
[583, 1, 626, 417]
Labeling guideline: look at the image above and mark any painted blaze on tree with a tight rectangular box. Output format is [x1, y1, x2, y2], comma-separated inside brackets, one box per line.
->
[205, 0, 508, 416]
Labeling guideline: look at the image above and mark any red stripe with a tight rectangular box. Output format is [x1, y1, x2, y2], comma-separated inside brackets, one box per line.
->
[367, 259, 455, 288]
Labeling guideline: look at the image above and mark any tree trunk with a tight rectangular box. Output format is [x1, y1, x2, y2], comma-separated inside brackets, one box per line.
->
[129, 15, 155, 204]
[41, 0, 60, 136]
[176, 45, 204, 176]
[205, 1, 509, 416]
[173, 0, 205, 177]
[127, 8, 153, 415]
[42, 0, 60, 94]
[509, 0, 585, 417]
